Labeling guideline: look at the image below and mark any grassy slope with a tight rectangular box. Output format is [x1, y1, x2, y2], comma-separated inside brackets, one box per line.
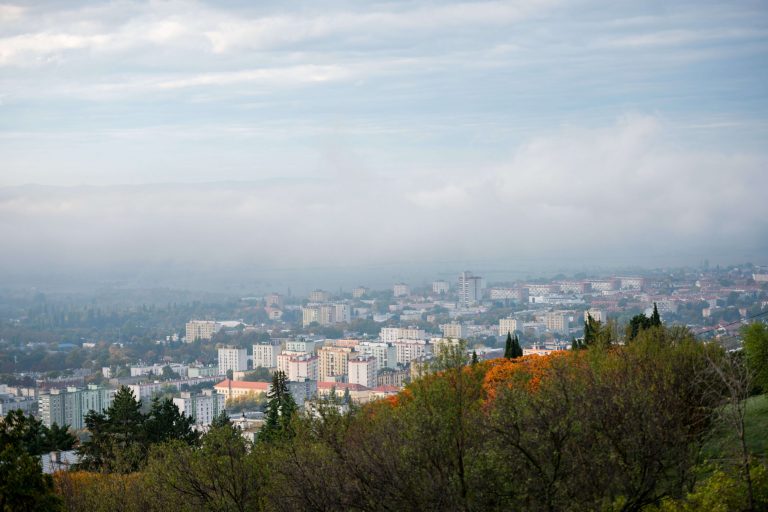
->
[703, 393, 768, 460]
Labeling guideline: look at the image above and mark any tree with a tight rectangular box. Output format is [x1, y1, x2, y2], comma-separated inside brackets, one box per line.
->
[471, 350, 479, 365]
[504, 332, 514, 359]
[260, 371, 297, 442]
[144, 397, 198, 446]
[742, 322, 768, 393]
[0, 444, 62, 511]
[584, 313, 601, 346]
[211, 410, 231, 429]
[511, 334, 523, 359]
[77, 386, 146, 472]
[651, 302, 662, 327]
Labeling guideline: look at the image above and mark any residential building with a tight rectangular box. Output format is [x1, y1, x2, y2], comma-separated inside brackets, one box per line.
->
[393, 340, 432, 365]
[218, 347, 248, 375]
[584, 309, 607, 323]
[393, 283, 411, 297]
[499, 318, 519, 336]
[352, 286, 369, 298]
[458, 271, 483, 307]
[377, 368, 409, 387]
[318, 346, 353, 382]
[285, 339, 324, 354]
[173, 390, 225, 427]
[440, 322, 465, 339]
[213, 380, 271, 402]
[432, 280, 450, 294]
[253, 341, 282, 369]
[380, 327, 426, 342]
[185, 320, 221, 343]
[265, 293, 284, 308]
[357, 341, 398, 369]
[544, 311, 570, 335]
[309, 290, 331, 303]
[348, 356, 378, 388]
[38, 385, 115, 429]
[286, 379, 318, 407]
[285, 353, 319, 381]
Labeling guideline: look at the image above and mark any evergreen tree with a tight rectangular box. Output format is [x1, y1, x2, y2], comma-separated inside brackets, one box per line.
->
[584, 314, 601, 346]
[571, 337, 585, 350]
[211, 410, 231, 429]
[511, 334, 523, 359]
[342, 386, 352, 405]
[651, 303, 662, 327]
[627, 314, 652, 341]
[472, 350, 479, 365]
[144, 397, 198, 446]
[504, 332, 514, 359]
[260, 371, 297, 443]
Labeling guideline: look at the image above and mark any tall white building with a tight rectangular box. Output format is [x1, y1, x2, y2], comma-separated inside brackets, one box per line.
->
[458, 271, 483, 307]
[393, 340, 432, 365]
[348, 356, 378, 388]
[173, 390, 225, 427]
[584, 309, 606, 323]
[38, 385, 115, 429]
[218, 347, 248, 375]
[352, 286, 369, 298]
[357, 341, 398, 369]
[253, 341, 282, 369]
[285, 354, 319, 382]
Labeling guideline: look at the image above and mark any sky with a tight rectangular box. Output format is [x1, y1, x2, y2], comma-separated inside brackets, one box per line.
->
[0, 0, 767, 291]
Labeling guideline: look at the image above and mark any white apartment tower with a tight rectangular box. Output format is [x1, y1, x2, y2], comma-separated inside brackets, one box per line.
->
[432, 280, 450, 294]
[348, 356, 378, 388]
[393, 283, 411, 297]
[458, 271, 483, 307]
[218, 347, 248, 375]
[253, 340, 282, 369]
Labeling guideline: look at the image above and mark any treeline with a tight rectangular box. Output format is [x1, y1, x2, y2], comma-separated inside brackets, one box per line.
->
[2, 323, 767, 510]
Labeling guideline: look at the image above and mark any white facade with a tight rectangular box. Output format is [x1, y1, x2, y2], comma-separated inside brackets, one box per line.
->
[286, 354, 319, 381]
[357, 341, 398, 369]
[39, 385, 115, 429]
[394, 340, 432, 365]
[380, 327, 426, 342]
[253, 341, 281, 369]
[173, 390, 225, 427]
[352, 286, 369, 298]
[348, 357, 378, 388]
[584, 309, 606, 323]
[458, 271, 483, 307]
[218, 347, 248, 375]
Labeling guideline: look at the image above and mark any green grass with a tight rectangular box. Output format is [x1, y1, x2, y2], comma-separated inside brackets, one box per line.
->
[703, 393, 768, 460]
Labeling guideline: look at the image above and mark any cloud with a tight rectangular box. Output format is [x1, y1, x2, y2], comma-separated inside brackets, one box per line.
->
[0, 115, 765, 277]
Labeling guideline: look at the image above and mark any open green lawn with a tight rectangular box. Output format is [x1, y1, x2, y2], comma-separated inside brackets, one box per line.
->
[703, 393, 768, 460]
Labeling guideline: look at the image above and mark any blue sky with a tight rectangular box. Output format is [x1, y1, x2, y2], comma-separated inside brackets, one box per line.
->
[0, 0, 766, 280]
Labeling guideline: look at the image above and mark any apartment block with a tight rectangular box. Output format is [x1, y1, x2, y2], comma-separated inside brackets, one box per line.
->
[348, 356, 378, 388]
[173, 390, 225, 427]
[318, 346, 353, 382]
[253, 341, 282, 369]
[218, 347, 248, 375]
[185, 320, 222, 343]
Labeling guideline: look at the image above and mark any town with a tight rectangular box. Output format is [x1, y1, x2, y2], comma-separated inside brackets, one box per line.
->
[2, 262, 766, 444]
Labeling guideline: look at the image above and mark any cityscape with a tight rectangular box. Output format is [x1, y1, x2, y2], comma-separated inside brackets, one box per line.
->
[1, 0, 767, 510]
